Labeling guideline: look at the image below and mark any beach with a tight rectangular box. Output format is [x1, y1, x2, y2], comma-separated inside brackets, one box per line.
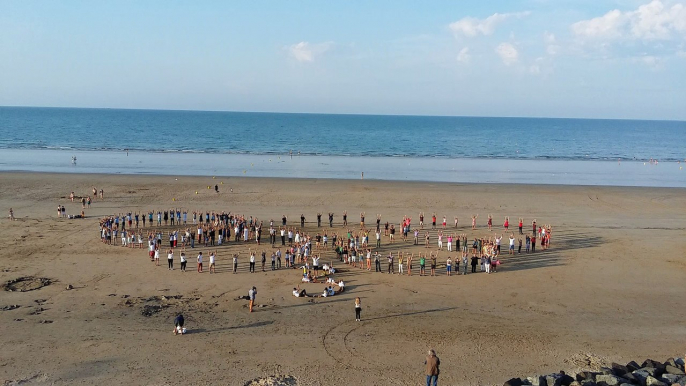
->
[1, 172, 685, 385]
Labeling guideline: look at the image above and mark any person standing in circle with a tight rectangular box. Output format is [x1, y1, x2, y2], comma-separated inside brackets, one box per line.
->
[424, 349, 440, 386]
[354, 297, 362, 321]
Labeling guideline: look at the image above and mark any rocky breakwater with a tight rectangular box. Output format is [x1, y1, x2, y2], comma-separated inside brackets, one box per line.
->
[503, 358, 686, 386]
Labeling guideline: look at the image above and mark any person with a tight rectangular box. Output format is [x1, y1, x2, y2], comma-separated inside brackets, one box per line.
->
[180, 250, 187, 272]
[173, 314, 185, 335]
[249, 286, 257, 313]
[249, 249, 256, 273]
[214, 184, 218, 193]
[425, 349, 440, 386]
[209, 251, 216, 274]
[197, 251, 203, 273]
[232, 253, 239, 274]
[167, 248, 174, 270]
[8, 208, 15, 221]
[354, 297, 362, 321]
[292, 286, 308, 297]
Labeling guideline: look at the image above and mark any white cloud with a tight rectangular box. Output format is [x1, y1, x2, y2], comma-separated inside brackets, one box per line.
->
[450, 12, 530, 38]
[634, 54, 665, 68]
[544, 31, 560, 55]
[572, 9, 626, 39]
[457, 47, 471, 63]
[286, 41, 333, 62]
[495, 42, 519, 65]
[571, 0, 686, 41]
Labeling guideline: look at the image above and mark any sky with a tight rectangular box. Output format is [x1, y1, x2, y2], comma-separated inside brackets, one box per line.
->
[0, 0, 685, 120]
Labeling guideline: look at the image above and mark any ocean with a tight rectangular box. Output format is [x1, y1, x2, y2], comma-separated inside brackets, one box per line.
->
[0, 107, 684, 187]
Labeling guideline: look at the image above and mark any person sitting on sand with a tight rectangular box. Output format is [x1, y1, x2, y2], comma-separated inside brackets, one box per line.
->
[292, 286, 308, 297]
[326, 276, 336, 284]
[336, 280, 345, 293]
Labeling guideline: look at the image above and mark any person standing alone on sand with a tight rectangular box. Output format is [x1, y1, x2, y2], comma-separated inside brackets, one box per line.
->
[249, 286, 257, 313]
[354, 297, 362, 321]
[424, 349, 440, 386]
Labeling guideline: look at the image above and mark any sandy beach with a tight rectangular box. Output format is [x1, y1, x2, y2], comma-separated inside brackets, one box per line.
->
[1, 172, 685, 386]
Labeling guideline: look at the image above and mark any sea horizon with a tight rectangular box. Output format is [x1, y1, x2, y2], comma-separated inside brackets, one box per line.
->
[2, 105, 685, 123]
[0, 106, 684, 187]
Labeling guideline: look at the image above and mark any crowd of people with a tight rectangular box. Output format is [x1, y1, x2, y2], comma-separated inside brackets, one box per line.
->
[98, 209, 552, 280]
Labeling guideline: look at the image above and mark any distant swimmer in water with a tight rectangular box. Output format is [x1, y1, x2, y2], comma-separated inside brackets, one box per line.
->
[71, 156, 77, 164]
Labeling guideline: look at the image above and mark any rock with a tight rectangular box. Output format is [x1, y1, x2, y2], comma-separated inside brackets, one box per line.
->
[634, 370, 651, 385]
[596, 374, 623, 386]
[660, 374, 683, 384]
[546, 374, 563, 386]
[570, 382, 582, 386]
[675, 359, 685, 368]
[645, 376, 666, 386]
[599, 368, 614, 375]
[643, 361, 667, 373]
[612, 363, 630, 376]
[505, 378, 524, 386]
[66, 284, 74, 290]
[665, 359, 678, 368]
[559, 372, 575, 386]
[622, 372, 638, 383]
[627, 362, 642, 372]
[643, 368, 662, 378]
[579, 381, 597, 386]
[665, 366, 685, 376]
[577, 372, 597, 382]
[527, 375, 548, 386]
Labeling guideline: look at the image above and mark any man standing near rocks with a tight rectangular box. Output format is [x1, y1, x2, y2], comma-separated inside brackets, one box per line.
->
[425, 349, 440, 386]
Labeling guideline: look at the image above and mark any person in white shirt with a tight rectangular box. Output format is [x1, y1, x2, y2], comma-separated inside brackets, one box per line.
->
[312, 256, 320, 276]
[336, 280, 345, 293]
[197, 252, 203, 273]
[167, 249, 174, 270]
[154, 246, 160, 266]
[180, 250, 187, 272]
[249, 249, 256, 273]
[509, 234, 516, 255]
[292, 286, 308, 297]
[149, 241, 155, 262]
[209, 251, 216, 274]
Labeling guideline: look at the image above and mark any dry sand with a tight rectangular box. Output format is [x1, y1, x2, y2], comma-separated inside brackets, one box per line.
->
[1, 172, 685, 386]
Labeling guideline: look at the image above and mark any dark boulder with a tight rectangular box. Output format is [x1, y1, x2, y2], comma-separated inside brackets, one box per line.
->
[505, 378, 524, 386]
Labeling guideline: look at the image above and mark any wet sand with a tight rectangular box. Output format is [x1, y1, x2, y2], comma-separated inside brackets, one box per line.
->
[1, 172, 685, 385]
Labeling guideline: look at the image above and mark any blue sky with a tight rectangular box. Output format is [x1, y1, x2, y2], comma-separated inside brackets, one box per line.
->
[0, 0, 685, 120]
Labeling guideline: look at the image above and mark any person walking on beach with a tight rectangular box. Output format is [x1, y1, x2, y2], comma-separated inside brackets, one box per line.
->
[354, 297, 362, 321]
[249, 286, 257, 313]
[8, 208, 15, 221]
[424, 349, 440, 386]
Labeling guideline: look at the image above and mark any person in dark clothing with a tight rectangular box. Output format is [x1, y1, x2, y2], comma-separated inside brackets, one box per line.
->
[173, 314, 185, 335]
